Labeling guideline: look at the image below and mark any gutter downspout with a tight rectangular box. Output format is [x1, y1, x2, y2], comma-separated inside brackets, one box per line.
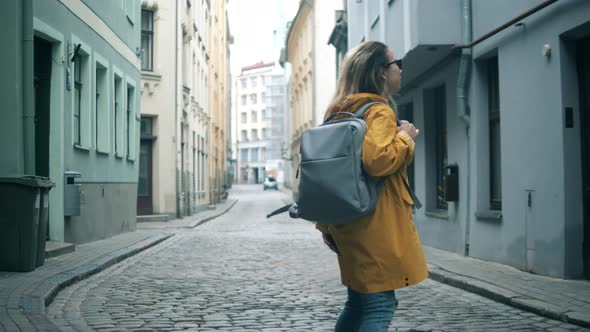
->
[308, 0, 316, 127]
[457, 0, 472, 256]
[175, 0, 181, 217]
[23, 0, 34, 175]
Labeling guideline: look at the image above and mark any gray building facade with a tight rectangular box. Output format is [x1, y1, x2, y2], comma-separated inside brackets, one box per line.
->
[346, 0, 590, 279]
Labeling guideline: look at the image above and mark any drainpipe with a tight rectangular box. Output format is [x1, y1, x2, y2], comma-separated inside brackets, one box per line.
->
[457, 0, 472, 256]
[175, 0, 181, 217]
[23, 0, 35, 175]
[304, 0, 316, 127]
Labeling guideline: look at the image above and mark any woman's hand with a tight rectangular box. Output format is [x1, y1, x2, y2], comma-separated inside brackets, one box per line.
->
[322, 233, 340, 255]
[398, 120, 420, 139]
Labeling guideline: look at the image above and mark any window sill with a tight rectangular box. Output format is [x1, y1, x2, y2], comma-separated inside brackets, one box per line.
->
[73, 144, 90, 152]
[425, 209, 449, 220]
[96, 149, 110, 156]
[475, 210, 502, 222]
[126, 156, 135, 163]
[115, 153, 125, 160]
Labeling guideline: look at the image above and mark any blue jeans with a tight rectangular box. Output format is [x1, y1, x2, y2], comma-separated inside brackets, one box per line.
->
[334, 288, 398, 332]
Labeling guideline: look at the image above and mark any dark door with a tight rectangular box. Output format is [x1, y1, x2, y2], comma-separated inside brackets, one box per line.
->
[137, 140, 153, 215]
[578, 35, 590, 279]
[34, 37, 52, 177]
[398, 103, 415, 191]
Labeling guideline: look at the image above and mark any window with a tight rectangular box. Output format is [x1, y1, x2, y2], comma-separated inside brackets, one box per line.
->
[398, 103, 414, 190]
[241, 78, 247, 89]
[71, 41, 91, 148]
[261, 109, 267, 120]
[262, 128, 268, 139]
[140, 117, 153, 137]
[433, 86, 448, 210]
[201, 137, 205, 192]
[126, 82, 136, 159]
[250, 77, 257, 87]
[95, 57, 109, 153]
[261, 147, 267, 160]
[241, 95, 247, 105]
[251, 129, 258, 141]
[251, 110, 257, 123]
[73, 55, 82, 146]
[261, 92, 266, 101]
[250, 94, 257, 104]
[488, 57, 502, 210]
[240, 148, 248, 162]
[241, 112, 247, 123]
[114, 73, 124, 156]
[251, 147, 259, 161]
[141, 10, 154, 71]
[241, 129, 248, 141]
[425, 85, 447, 210]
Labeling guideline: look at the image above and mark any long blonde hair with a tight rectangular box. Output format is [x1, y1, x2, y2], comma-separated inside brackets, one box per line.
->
[324, 41, 390, 120]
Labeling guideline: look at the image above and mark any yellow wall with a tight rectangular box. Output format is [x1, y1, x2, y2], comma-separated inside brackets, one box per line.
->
[208, 0, 230, 203]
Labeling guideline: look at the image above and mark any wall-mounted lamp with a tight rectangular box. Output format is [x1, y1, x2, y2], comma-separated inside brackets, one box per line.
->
[68, 43, 82, 62]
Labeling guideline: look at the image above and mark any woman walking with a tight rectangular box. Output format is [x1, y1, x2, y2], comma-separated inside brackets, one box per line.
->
[316, 41, 428, 332]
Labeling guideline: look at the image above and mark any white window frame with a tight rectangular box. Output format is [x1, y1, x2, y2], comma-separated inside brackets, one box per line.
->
[94, 52, 110, 154]
[125, 76, 138, 161]
[70, 34, 92, 149]
[113, 65, 125, 158]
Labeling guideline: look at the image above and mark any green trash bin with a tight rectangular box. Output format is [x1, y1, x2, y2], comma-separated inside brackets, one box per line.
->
[0, 176, 55, 272]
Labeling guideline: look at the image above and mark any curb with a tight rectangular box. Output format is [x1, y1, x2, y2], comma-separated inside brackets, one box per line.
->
[22, 233, 174, 317]
[186, 199, 238, 228]
[427, 265, 590, 328]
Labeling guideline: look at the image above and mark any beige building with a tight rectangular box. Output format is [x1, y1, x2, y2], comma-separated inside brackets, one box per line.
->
[139, 0, 210, 218]
[282, 0, 341, 197]
[208, 0, 232, 204]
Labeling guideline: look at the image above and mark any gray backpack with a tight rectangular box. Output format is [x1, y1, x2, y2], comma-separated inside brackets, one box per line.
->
[268, 102, 420, 224]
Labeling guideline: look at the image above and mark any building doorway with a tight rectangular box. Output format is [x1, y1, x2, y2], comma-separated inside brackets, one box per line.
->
[137, 117, 155, 215]
[578, 35, 590, 279]
[34, 37, 52, 177]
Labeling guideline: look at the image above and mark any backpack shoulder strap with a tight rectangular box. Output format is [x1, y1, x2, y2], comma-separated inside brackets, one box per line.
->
[266, 204, 292, 218]
[353, 102, 382, 119]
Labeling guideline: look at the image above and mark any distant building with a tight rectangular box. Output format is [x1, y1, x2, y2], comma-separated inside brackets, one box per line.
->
[0, 0, 141, 244]
[347, 0, 590, 279]
[139, 0, 211, 218]
[234, 62, 287, 184]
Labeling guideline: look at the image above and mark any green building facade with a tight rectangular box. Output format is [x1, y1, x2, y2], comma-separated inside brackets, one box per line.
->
[1, 0, 141, 245]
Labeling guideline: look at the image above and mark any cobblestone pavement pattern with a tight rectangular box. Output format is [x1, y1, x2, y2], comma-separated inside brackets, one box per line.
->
[47, 185, 588, 331]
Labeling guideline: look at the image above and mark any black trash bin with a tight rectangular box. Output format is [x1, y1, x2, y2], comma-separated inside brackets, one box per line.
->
[36, 180, 54, 267]
[0, 176, 55, 272]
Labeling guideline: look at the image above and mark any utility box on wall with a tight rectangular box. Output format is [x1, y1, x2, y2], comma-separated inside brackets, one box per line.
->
[445, 164, 459, 202]
[64, 171, 81, 216]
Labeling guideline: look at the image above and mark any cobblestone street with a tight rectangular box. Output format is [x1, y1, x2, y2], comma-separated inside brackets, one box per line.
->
[46, 185, 587, 331]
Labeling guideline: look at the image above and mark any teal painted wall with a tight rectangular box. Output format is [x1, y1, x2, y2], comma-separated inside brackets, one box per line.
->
[0, 1, 25, 176]
[32, 0, 141, 243]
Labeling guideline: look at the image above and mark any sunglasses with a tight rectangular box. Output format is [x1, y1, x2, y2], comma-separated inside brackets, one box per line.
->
[384, 59, 402, 70]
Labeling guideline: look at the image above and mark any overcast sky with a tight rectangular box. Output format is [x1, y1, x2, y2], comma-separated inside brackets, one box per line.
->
[227, 0, 300, 77]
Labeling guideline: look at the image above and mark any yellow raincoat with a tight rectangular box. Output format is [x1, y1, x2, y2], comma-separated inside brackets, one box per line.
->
[316, 93, 428, 293]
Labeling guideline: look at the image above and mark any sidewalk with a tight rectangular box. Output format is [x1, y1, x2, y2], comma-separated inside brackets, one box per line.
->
[424, 246, 590, 328]
[0, 198, 237, 331]
[277, 186, 590, 328]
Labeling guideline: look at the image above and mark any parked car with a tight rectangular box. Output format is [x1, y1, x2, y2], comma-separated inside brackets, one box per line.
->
[263, 177, 278, 190]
